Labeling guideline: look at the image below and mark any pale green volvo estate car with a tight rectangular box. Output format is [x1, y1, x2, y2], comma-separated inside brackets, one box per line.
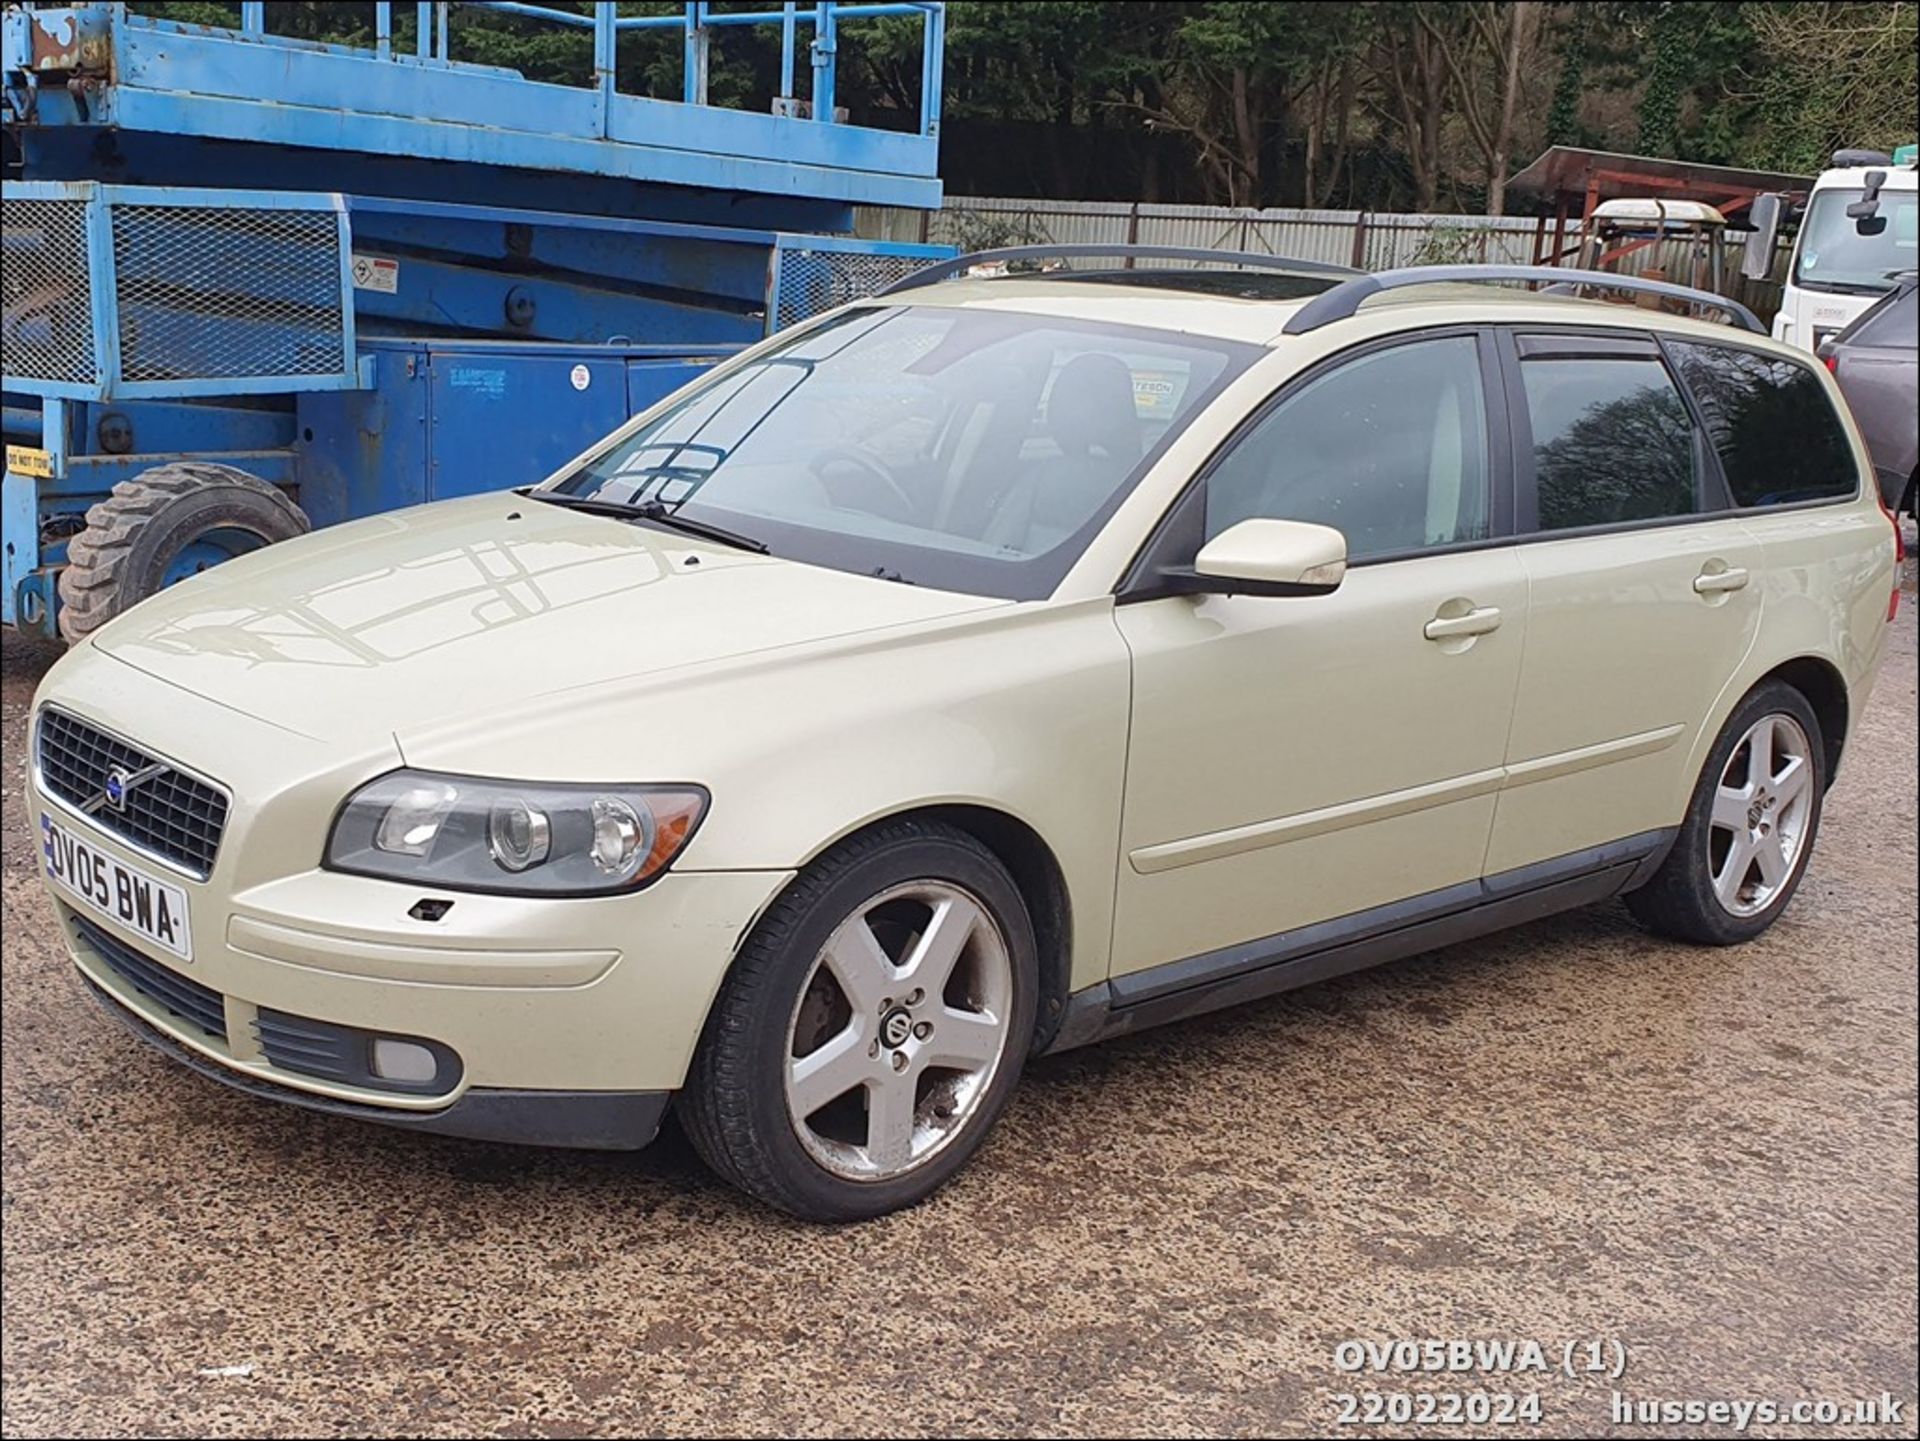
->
[29, 251, 1903, 1220]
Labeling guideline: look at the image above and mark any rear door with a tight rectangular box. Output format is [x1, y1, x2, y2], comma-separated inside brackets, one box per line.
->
[1484, 329, 1765, 875]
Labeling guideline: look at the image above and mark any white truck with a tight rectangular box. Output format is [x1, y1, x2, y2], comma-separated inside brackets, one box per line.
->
[1746, 145, 1919, 351]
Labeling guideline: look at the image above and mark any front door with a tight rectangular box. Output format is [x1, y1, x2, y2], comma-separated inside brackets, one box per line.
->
[1110, 331, 1527, 979]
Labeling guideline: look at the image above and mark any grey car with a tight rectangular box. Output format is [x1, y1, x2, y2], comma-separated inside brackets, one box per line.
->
[1821, 274, 1918, 518]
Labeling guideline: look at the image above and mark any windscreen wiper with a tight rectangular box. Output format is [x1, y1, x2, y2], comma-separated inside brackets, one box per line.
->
[521, 488, 769, 554]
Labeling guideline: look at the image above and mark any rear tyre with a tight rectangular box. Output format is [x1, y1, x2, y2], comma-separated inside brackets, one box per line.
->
[1626, 681, 1826, 946]
[680, 820, 1038, 1222]
[57, 463, 309, 643]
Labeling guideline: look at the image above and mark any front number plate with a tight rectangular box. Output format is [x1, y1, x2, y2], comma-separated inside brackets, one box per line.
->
[41, 815, 193, 961]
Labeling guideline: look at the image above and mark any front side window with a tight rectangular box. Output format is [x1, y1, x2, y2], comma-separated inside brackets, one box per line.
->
[1202, 335, 1492, 560]
[1793, 188, 1919, 294]
[548, 306, 1253, 600]
[1668, 341, 1857, 507]
[1520, 354, 1699, 531]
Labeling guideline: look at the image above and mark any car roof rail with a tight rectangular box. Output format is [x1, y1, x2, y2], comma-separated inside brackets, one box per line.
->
[875, 244, 1363, 296]
[1281, 264, 1765, 336]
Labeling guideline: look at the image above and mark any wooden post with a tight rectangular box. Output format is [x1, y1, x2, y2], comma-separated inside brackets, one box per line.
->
[1350, 212, 1369, 269]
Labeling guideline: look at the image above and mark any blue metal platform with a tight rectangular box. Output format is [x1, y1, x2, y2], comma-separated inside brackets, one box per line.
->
[3, 3, 944, 214]
[1, 3, 952, 639]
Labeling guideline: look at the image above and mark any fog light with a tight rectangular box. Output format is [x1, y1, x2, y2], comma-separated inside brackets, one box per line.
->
[371, 1037, 439, 1085]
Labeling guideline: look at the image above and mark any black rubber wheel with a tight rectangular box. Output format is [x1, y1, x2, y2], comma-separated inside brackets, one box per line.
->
[57, 463, 309, 643]
[680, 820, 1039, 1222]
[1626, 681, 1827, 946]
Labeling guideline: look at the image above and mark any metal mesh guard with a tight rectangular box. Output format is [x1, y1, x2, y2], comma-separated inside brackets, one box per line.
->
[111, 205, 347, 383]
[1, 197, 97, 387]
[777, 249, 931, 330]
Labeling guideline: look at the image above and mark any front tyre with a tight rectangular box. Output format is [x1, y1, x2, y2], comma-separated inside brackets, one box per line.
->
[1626, 682, 1826, 945]
[680, 821, 1038, 1222]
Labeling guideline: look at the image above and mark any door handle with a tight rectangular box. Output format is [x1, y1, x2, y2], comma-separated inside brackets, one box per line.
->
[1694, 565, 1750, 595]
[1423, 605, 1502, 641]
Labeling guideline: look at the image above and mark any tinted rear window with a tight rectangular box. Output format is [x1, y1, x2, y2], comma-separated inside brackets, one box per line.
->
[1520, 355, 1699, 531]
[1668, 341, 1857, 507]
[1844, 285, 1918, 349]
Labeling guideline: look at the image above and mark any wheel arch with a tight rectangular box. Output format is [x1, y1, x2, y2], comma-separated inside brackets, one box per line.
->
[747, 801, 1077, 1055]
[1756, 655, 1850, 786]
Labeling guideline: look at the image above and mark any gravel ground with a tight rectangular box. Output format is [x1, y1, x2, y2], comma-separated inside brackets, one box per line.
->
[3, 547, 1914, 1439]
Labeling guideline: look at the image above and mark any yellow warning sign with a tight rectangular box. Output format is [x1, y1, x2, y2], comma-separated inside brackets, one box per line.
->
[5, 445, 53, 478]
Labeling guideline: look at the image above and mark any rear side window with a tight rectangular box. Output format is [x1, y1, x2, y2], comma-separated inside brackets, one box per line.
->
[1520, 355, 1699, 531]
[1667, 341, 1857, 507]
[1840, 285, 1918, 350]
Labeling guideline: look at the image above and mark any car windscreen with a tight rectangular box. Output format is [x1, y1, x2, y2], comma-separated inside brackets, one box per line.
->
[544, 305, 1256, 600]
[1793, 188, 1919, 293]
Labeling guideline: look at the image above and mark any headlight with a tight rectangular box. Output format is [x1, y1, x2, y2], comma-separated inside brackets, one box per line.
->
[326, 771, 708, 895]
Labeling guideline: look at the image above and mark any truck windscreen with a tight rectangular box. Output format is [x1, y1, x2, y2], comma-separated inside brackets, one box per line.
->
[1793, 189, 1919, 292]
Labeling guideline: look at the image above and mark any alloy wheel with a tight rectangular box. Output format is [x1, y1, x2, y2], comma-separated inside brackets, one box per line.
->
[783, 880, 1014, 1182]
[1708, 713, 1815, 917]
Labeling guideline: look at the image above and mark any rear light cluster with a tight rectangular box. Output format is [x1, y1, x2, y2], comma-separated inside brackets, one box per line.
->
[1877, 487, 1905, 622]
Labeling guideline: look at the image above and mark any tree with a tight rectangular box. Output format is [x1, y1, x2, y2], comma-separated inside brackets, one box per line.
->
[1740, 1, 1920, 169]
[1424, 1, 1543, 215]
[1367, 3, 1454, 211]
[1298, 6, 1376, 206]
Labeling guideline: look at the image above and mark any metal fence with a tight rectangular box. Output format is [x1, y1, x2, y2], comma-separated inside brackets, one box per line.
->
[856, 198, 1553, 268]
[856, 196, 1790, 317]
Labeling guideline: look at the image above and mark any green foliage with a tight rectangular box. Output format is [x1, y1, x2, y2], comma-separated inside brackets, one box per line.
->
[1738, 2, 1920, 170]
[1409, 223, 1485, 264]
[1545, 7, 1591, 148]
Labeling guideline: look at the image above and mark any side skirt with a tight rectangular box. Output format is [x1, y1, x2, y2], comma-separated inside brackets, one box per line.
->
[1044, 827, 1676, 1053]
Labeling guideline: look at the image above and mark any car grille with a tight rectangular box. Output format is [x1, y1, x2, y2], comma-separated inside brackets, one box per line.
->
[36, 708, 228, 876]
[76, 916, 227, 1041]
[255, 1010, 363, 1085]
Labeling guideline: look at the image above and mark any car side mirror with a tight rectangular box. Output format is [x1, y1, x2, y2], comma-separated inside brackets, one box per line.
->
[1170, 518, 1348, 598]
[1741, 193, 1783, 280]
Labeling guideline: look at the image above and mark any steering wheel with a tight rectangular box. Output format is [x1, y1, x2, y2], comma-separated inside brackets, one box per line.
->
[808, 446, 918, 523]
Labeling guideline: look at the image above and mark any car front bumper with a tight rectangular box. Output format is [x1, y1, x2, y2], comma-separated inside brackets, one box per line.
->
[44, 856, 787, 1147]
[27, 661, 793, 1150]
[82, 976, 675, 1149]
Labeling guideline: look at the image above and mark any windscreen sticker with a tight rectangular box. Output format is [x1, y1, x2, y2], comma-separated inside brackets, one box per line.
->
[1131, 368, 1188, 421]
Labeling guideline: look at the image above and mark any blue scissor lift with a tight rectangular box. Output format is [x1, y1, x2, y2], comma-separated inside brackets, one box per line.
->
[2, 1, 950, 639]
